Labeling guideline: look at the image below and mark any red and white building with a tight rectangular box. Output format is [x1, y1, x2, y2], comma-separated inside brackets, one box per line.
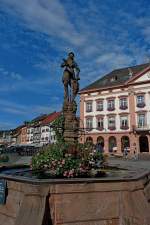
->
[40, 111, 61, 145]
[26, 112, 61, 146]
[79, 63, 150, 154]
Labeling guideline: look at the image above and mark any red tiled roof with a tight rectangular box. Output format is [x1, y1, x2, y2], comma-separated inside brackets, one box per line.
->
[42, 112, 61, 125]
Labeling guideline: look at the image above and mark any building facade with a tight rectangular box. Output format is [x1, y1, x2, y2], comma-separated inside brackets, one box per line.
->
[26, 127, 34, 144]
[80, 63, 150, 154]
[20, 126, 27, 145]
[25, 112, 61, 146]
[40, 112, 61, 145]
[0, 130, 12, 147]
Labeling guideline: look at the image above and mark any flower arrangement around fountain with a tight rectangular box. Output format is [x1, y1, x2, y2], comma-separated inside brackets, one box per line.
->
[32, 142, 107, 178]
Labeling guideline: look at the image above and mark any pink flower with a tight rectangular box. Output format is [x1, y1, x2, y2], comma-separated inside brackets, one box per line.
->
[62, 159, 65, 165]
[63, 171, 68, 177]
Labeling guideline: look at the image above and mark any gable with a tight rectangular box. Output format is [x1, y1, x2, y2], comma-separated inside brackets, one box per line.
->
[132, 70, 150, 83]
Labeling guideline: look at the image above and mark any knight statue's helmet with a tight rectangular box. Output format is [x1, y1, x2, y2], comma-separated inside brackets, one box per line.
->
[68, 52, 75, 57]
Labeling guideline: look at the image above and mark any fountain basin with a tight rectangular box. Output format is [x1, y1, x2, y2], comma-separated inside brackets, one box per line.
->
[0, 167, 150, 225]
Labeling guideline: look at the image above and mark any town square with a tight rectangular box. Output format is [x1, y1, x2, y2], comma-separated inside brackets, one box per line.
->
[0, 0, 150, 225]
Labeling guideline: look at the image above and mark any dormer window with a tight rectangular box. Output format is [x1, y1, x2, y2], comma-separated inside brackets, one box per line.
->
[110, 76, 117, 82]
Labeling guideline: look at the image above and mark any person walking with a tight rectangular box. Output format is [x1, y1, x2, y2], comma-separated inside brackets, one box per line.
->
[124, 147, 128, 159]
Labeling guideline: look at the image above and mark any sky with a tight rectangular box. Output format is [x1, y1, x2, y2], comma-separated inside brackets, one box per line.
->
[0, 0, 149, 130]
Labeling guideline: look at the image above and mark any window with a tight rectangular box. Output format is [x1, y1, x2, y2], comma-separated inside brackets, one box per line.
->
[45, 137, 49, 141]
[120, 98, 128, 109]
[42, 129, 45, 133]
[86, 101, 92, 112]
[86, 117, 93, 130]
[96, 100, 103, 111]
[46, 128, 49, 132]
[108, 116, 116, 130]
[107, 99, 115, 111]
[120, 116, 128, 129]
[138, 114, 146, 128]
[136, 95, 145, 108]
[97, 117, 104, 130]
[110, 76, 117, 82]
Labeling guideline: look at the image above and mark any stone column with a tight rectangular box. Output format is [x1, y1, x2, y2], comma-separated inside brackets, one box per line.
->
[130, 133, 139, 154]
[116, 135, 122, 154]
[104, 136, 109, 153]
[128, 88, 136, 130]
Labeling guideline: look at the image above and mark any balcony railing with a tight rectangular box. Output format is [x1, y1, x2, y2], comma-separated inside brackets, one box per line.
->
[108, 126, 116, 130]
[96, 126, 104, 131]
[86, 109, 92, 113]
[120, 126, 129, 130]
[97, 108, 103, 111]
[119, 105, 128, 110]
[85, 127, 92, 132]
[136, 102, 145, 108]
[107, 107, 115, 111]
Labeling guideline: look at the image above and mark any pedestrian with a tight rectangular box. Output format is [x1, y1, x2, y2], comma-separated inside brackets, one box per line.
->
[133, 149, 138, 161]
[124, 147, 128, 159]
[96, 142, 103, 153]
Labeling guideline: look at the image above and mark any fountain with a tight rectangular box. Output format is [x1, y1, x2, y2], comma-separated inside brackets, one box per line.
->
[0, 53, 150, 225]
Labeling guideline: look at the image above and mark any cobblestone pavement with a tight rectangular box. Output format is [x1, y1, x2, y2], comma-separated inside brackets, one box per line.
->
[109, 157, 150, 171]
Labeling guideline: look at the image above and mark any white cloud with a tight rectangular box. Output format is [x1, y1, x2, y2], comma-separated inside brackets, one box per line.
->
[0, 66, 22, 81]
[0, 0, 149, 127]
[0, 0, 86, 46]
[96, 53, 133, 69]
[10, 72, 22, 80]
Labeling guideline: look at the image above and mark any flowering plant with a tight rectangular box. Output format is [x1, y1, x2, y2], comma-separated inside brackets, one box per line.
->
[32, 142, 105, 178]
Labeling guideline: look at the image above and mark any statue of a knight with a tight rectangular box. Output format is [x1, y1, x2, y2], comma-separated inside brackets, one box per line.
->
[61, 52, 80, 101]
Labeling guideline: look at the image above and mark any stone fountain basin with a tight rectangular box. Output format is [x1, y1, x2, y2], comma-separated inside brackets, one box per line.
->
[0, 167, 150, 225]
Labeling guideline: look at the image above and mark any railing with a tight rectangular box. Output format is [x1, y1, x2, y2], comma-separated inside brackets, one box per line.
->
[107, 107, 115, 111]
[119, 105, 128, 110]
[136, 102, 145, 108]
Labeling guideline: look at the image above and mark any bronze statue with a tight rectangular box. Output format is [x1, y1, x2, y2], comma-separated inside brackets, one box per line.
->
[61, 52, 80, 101]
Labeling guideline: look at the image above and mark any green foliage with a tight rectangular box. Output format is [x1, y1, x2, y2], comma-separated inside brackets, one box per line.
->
[52, 115, 64, 142]
[32, 142, 105, 178]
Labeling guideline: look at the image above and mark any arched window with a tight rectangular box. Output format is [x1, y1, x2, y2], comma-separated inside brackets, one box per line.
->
[86, 136, 93, 144]
[109, 136, 117, 152]
[97, 136, 104, 147]
[139, 136, 149, 152]
[121, 136, 130, 152]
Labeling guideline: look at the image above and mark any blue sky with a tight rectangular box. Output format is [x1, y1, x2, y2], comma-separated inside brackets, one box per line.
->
[0, 0, 149, 130]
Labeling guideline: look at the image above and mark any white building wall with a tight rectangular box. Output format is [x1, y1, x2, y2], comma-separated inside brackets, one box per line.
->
[133, 84, 150, 128]
[40, 125, 57, 145]
[26, 127, 34, 144]
[84, 89, 130, 133]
